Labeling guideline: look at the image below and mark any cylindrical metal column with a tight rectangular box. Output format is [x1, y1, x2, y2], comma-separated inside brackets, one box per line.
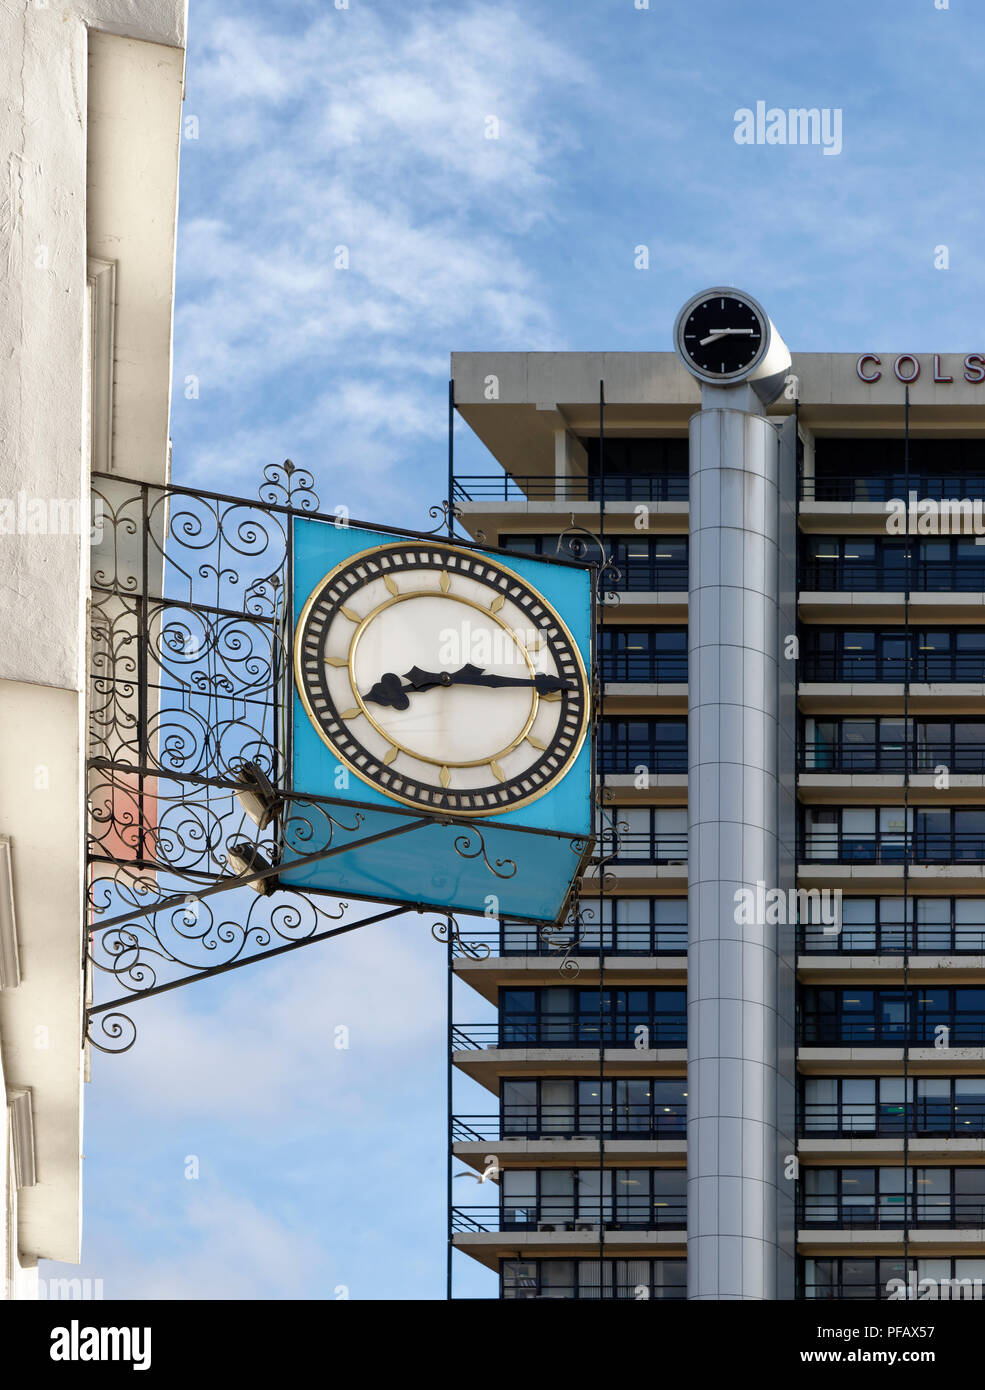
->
[687, 406, 783, 1299]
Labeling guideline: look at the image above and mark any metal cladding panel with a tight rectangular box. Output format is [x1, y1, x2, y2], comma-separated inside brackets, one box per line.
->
[687, 405, 796, 1299]
[774, 415, 800, 1300]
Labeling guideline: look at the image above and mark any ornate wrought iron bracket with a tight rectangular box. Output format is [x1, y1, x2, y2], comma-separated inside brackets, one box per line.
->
[86, 903, 408, 1055]
[85, 462, 590, 1053]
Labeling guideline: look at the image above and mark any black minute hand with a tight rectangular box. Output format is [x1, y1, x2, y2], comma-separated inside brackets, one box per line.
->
[405, 663, 574, 693]
[363, 663, 574, 707]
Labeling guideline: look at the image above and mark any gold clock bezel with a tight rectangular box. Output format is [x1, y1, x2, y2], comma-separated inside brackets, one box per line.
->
[293, 539, 591, 817]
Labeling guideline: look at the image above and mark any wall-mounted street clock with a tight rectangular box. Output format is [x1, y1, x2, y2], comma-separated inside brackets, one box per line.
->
[294, 541, 590, 817]
[674, 287, 770, 384]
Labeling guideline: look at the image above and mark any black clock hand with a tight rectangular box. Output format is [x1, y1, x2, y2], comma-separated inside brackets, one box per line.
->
[363, 663, 574, 707]
[401, 662, 483, 692]
[362, 665, 476, 704]
[405, 664, 574, 694]
[361, 671, 410, 710]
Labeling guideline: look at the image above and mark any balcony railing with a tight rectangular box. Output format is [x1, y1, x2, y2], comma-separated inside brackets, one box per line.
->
[452, 1203, 687, 1233]
[453, 474, 689, 503]
[593, 833, 688, 864]
[452, 1015, 687, 1050]
[799, 830, 985, 863]
[599, 738, 687, 775]
[452, 920, 688, 958]
[800, 739, 985, 774]
[800, 559, 985, 592]
[601, 653, 688, 683]
[800, 652, 985, 683]
[601, 561, 688, 592]
[452, 1104, 687, 1142]
[503, 1271, 686, 1300]
[799, 923, 985, 954]
[802, 1276, 897, 1301]
[802, 473, 985, 502]
[799, 1196, 985, 1229]
[505, 550, 689, 593]
[800, 1017, 985, 1046]
[801, 1101, 985, 1136]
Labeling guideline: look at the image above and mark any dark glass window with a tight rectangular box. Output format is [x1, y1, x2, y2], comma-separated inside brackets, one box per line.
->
[801, 988, 985, 1045]
[802, 536, 985, 591]
[500, 535, 688, 590]
[599, 628, 687, 682]
[501, 1257, 687, 1300]
[500, 987, 687, 1047]
[599, 718, 687, 774]
[581, 436, 689, 478]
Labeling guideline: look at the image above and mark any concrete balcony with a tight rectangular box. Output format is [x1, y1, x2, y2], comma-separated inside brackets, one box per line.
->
[604, 682, 688, 715]
[581, 862, 688, 892]
[453, 955, 687, 1003]
[798, 773, 985, 805]
[451, 953, 985, 997]
[799, 682, 985, 715]
[797, 1228, 985, 1258]
[798, 863, 985, 894]
[797, 955, 985, 985]
[452, 1046, 686, 1091]
[598, 774, 687, 806]
[800, 591, 985, 626]
[799, 1136, 985, 1164]
[601, 593, 688, 623]
[798, 1047, 985, 1076]
[453, 1137, 687, 1171]
[798, 500, 902, 534]
[455, 497, 688, 547]
[452, 1226, 686, 1270]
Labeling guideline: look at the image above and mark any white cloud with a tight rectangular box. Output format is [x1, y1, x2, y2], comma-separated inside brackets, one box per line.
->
[92, 910, 451, 1124]
[173, 1, 589, 479]
[75, 907, 469, 1299]
[51, 1189, 332, 1300]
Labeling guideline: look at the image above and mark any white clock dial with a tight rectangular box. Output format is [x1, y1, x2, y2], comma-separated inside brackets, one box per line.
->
[294, 542, 590, 815]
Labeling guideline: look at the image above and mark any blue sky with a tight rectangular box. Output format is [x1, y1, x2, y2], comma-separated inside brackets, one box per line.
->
[52, 0, 985, 1300]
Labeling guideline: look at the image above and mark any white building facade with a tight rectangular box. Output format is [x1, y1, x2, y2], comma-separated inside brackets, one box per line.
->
[450, 340, 985, 1300]
[0, 0, 186, 1299]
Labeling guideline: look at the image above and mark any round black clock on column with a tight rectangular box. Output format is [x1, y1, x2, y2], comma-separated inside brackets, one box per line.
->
[674, 285, 798, 1299]
[674, 286, 770, 384]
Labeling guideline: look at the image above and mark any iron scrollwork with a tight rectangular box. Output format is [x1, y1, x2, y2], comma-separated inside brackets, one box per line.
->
[425, 499, 465, 538]
[86, 1012, 139, 1056]
[451, 828, 518, 881]
[86, 463, 547, 1052]
[554, 522, 623, 608]
[430, 915, 491, 960]
[258, 458, 320, 513]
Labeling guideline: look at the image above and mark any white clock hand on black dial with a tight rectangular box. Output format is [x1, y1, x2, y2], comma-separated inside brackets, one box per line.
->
[699, 328, 756, 346]
[363, 662, 575, 709]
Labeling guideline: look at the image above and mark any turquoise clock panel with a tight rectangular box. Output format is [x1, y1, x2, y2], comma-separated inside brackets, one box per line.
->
[278, 519, 594, 923]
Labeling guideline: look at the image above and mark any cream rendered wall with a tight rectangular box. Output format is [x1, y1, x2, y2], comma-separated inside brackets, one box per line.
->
[0, 681, 85, 1268]
[2, 1050, 38, 1299]
[0, 0, 186, 1297]
[87, 28, 186, 483]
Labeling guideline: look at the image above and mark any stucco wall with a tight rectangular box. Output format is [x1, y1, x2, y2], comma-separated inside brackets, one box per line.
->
[0, 0, 186, 1290]
[0, 4, 184, 691]
[0, 6, 89, 691]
